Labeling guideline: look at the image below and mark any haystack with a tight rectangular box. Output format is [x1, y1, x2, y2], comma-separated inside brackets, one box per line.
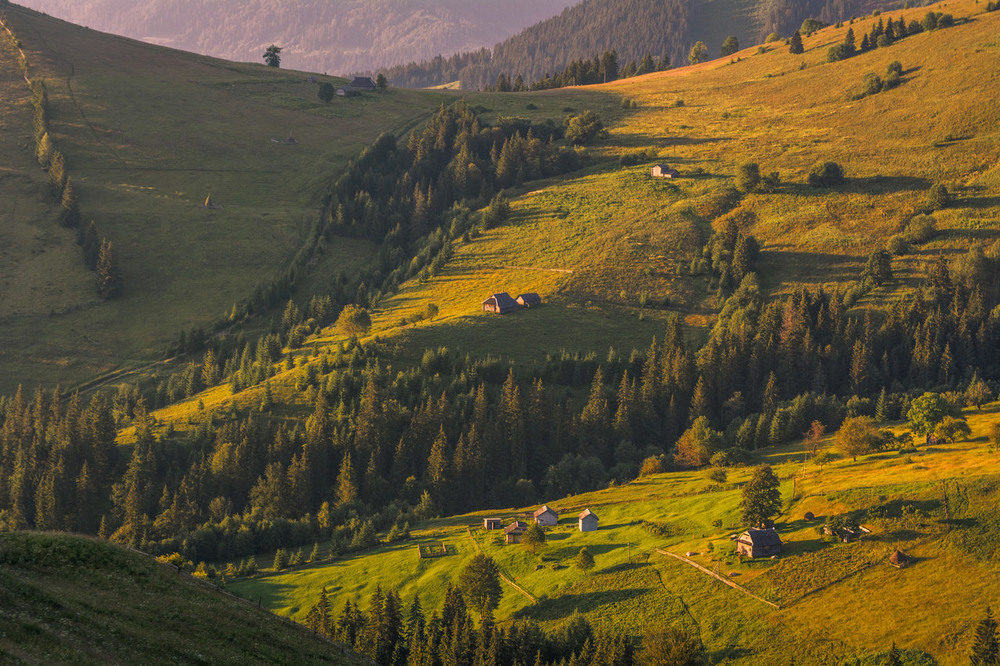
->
[889, 549, 910, 568]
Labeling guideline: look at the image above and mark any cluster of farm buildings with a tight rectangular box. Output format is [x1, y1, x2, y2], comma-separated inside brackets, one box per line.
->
[483, 505, 598, 543]
[481, 292, 541, 314]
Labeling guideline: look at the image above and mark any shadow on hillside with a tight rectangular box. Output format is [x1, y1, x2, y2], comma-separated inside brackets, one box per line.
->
[661, 135, 734, 147]
[512, 587, 649, 622]
[773, 176, 932, 198]
[544, 542, 624, 561]
[960, 195, 1000, 210]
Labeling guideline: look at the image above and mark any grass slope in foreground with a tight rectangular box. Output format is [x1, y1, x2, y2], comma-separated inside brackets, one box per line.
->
[232, 404, 1000, 664]
[0, 531, 362, 665]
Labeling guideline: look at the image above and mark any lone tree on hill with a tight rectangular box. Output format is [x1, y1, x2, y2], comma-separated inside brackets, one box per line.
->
[263, 45, 282, 68]
[376, 73, 388, 90]
[522, 523, 546, 554]
[335, 304, 371, 337]
[720, 35, 740, 57]
[740, 464, 781, 528]
[837, 415, 890, 461]
[688, 41, 709, 65]
[457, 554, 503, 615]
[736, 162, 762, 193]
[789, 30, 804, 54]
[907, 392, 950, 437]
[575, 547, 595, 573]
[317, 82, 335, 103]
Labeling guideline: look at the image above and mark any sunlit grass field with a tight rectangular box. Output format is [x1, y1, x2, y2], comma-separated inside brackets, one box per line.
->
[232, 402, 1000, 664]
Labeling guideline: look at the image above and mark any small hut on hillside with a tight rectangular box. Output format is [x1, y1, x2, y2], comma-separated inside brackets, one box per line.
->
[651, 164, 680, 178]
[889, 549, 910, 568]
[483, 517, 502, 530]
[482, 292, 519, 314]
[348, 76, 377, 90]
[516, 293, 542, 308]
[504, 520, 527, 544]
[533, 505, 558, 526]
[736, 528, 782, 558]
[578, 508, 598, 532]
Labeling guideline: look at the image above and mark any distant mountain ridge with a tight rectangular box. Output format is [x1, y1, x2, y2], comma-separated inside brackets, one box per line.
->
[377, 0, 922, 89]
[12, 0, 575, 74]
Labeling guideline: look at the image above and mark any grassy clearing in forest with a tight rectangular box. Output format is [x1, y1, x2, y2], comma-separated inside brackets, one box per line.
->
[231, 401, 1000, 664]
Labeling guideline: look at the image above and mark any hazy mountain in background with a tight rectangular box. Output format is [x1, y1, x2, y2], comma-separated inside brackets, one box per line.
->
[14, 0, 576, 74]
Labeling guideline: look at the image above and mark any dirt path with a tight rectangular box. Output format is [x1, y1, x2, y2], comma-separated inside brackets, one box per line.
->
[656, 549, 780, 610]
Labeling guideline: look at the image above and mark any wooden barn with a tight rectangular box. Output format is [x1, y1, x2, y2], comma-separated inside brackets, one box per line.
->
[736, 528, 782, 558]
[533, 505, 558, 526]
[504, 521, 527, 544]
[482, 292, 520, 314]
[578, 508, 598, 532]
[516, 293, 542, 308]
[651, 164, 680, 178]
[483, 518, 502, 530]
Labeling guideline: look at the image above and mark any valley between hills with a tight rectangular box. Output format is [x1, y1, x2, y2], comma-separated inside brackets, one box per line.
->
[2, 0, 1000, 663]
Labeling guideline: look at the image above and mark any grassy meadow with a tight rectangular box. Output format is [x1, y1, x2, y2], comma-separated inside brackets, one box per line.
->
[232, 402, 1000, 664]
[0, 4, 450, 393]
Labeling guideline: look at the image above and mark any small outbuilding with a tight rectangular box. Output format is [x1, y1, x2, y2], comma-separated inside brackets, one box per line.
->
[651, 164, 680, 178]
[578, 508, 598, 532]
[516, 293, 542, 308]
[533, 505, 558, 527]
[482, 292, 520, 314]
[889, 549, 910, 568]
[736, 528, 782, 558]
[348, 76, 376, 90]
[504, 520, 527, 544]
[483, 518, 502, 530]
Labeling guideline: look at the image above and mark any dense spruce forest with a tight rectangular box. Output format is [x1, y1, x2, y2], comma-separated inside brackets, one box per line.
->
[372, 0, 913, 89]
[1, 99, 998, 569]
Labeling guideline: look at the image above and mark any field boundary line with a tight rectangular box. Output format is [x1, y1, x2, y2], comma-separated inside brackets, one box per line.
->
[499, 265, 574, 273]
[656, 549, 780, 610]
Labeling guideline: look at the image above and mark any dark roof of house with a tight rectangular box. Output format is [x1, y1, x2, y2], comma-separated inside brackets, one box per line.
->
[348, 76, 376, 89]
[578, 508, 597, 520]
[739, 528, 782, 546]
[516, 293, 542, 306]
[533, 505, 557, 518]
[503, 521, 527, 534]
[484, 292, 519, 310]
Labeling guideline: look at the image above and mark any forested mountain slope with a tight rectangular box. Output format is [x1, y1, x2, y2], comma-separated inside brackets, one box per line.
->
[378, 0, 917, 89]
[13, 0, 574, 74]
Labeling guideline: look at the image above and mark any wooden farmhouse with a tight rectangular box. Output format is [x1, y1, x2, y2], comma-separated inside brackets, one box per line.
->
[736, 528, 782, 558]
[533, 505, 558, 526]
[504, 521, 527, 544]
[483, 517, 502, 530]
[651, 164, 680, 178]
[516, 293, 542, 308]
[578, 508, 598, 532]
[482, 292, 520, 314]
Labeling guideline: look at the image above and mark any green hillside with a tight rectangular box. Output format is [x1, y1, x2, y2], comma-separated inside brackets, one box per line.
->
[0, 531, 363, 664]
[2, 1, 1000, 663]
[0, 3, 447, 393]
[231, 404, 1000, 664]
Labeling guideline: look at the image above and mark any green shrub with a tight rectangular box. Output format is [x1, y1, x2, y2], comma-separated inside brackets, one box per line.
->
[807, 161, 845, 187]
[886, 235, 910, 256]
[766, 32, 782, 42]
[903, 214, 937, 244]
[925, 183, 951, 210]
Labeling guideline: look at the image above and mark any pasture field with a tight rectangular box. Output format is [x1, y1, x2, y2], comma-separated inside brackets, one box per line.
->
[232, 402, 1000, 663]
